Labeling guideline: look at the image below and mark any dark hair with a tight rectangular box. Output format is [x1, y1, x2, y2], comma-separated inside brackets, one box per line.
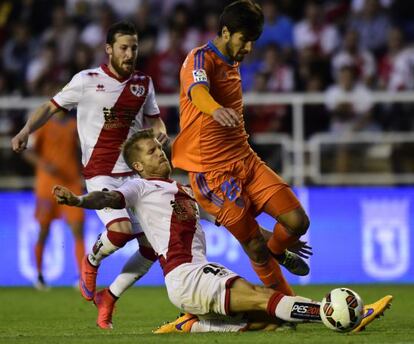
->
[217, 0, 264, 41]
[106, 21, 137, 45]
[121, 129, 155, 169]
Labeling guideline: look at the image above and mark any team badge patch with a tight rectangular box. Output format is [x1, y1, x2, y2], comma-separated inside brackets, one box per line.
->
[192, 69, 208, 82]
[130, 84, 145, 97]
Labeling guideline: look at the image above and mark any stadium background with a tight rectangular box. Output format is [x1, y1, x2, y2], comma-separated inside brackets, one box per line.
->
[0, 0, 413, 290]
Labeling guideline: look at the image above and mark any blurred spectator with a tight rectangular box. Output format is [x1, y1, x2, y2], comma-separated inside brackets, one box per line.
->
[156, 3, 200, 53]
[2, 22, 36, 94]
[379, 27, 414, 132]
[199, 10, 219, 43]
[304, 74, 329, 138]
[26, 41, 66, 96]
[332, 29, 376, 87]
[67, 43, 94, 75]
[378, 27, 407, 90]
[351, 0, 393, 13]
[146, 26, 186, 133]
[389, 0, 414, 40]
[41, 5, 78, 65]
[325, 65, 377, 134]
[348, 0, 391, 56]
[80, 3, 115, 65]
[255, 0, 294, 56]
[106, 0, 142, 18]
[130, 1, 159, 71]
[146, 27, 186, 94]
[246, 72, 290, 134]
[294, 1, 340, 57]
[325, 65, 379, 173]
[259, 44, 295, 92]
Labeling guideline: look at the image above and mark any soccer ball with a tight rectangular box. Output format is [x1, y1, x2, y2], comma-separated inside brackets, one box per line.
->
[320, 288, 364, 332]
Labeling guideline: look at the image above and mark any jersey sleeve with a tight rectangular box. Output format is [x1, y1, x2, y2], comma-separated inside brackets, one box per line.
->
[52, 72, 84, 111]
[181, 48, 214, 100]
[143, 78, 160, 117]
[115, 179, 145, 208]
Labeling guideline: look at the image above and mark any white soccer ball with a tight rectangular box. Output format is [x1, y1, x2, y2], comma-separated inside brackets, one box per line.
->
[320, 288, 365, 332]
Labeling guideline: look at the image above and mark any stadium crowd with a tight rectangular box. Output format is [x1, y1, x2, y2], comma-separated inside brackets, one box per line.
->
[1, 0, 414, 176]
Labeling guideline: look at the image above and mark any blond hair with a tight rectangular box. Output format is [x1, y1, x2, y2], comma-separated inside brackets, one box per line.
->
[121, 128, 155, 169]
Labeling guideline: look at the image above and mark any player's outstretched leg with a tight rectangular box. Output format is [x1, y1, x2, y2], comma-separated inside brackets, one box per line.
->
[94, 288, 117, 329]
[352, 295, 393, 333]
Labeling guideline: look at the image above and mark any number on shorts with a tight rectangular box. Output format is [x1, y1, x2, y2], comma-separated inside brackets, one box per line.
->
[203, 264, 223, 276]
[221, 178, 240, 201]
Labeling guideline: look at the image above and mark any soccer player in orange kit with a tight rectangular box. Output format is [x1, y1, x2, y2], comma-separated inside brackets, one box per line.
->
[24, 113, 85, 289]
[172, 0, 310, 296]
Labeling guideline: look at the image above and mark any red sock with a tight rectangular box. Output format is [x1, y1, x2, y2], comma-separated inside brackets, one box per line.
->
[267, 223, 300, 255]
[250, 257, 295, 296]
[34, 243, 44, 274]
[266, 291, 285, 317]
[74, 238, 85, 273]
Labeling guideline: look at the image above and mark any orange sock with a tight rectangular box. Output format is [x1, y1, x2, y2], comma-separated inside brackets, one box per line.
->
[74, 238, 85, 274]
[250, 257, 295, 296]
[267, 223, 299, 256]
[34, 243, 44, 275]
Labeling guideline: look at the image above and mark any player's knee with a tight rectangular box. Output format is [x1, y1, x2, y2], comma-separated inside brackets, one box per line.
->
[293, 214, 310, 236]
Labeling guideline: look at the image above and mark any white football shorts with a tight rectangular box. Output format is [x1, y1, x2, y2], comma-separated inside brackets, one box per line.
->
[165, 261, 240, 316]
[85, 174, 142, 233]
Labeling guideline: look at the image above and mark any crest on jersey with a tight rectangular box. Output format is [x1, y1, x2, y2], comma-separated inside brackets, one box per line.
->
[130, 84, 145, 97]
[192, 69, 208, 82]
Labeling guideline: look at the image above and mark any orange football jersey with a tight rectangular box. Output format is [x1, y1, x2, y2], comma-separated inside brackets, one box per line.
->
[34, 116, 82, 198]
[172, 41, 252, 172]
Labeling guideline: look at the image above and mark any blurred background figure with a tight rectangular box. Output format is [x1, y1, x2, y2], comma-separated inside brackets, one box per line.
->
[348, 0, 391, 57]
[324, 65, 378, 175]
[24, 112, 85, 290]
[331, 29, 376, 87]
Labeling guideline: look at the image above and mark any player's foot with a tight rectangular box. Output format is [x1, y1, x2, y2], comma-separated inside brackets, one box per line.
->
[79, 255, 98, 301]
[94, 288, 117, 330]
[352, 295, 393, 333]
[153, 313, 198, 334]
[273, 250, 310, 276]
[34, 274, 50, 291]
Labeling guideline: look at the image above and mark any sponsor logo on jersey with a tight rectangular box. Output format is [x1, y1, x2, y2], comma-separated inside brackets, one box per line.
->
[192, 69, 208, 82]
[130, 84, 145, 97]
[96, 84, 105, 92]
[102, 107, 136, 129]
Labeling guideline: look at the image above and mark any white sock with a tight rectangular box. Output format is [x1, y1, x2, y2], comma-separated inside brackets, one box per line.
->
[275, 296, 321, 322]
[191, 319, 248, 333]
[109, 250, 154, 297]
[88, 231, 119, 266]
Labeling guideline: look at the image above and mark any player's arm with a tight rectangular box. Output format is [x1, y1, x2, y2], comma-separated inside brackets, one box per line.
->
[11, 101, 64, 153]
[53, 185, 124, 210]
[190, 84, 239, 127]
[144, 116, 169, 145]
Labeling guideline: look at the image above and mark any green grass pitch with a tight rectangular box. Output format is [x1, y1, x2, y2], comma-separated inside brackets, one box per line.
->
[0, 285, 412, 344]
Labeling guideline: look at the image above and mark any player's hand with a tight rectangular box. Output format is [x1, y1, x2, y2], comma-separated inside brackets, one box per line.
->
[11, 129, 29, 153]
[288, 240, 313, 259]
[212, 108, 240, 127]
[156, 132, 170, 146]
[52, 185, 81, 206]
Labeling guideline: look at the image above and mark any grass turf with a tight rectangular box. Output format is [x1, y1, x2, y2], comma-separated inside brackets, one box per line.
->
[0, 285, 411, 344]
